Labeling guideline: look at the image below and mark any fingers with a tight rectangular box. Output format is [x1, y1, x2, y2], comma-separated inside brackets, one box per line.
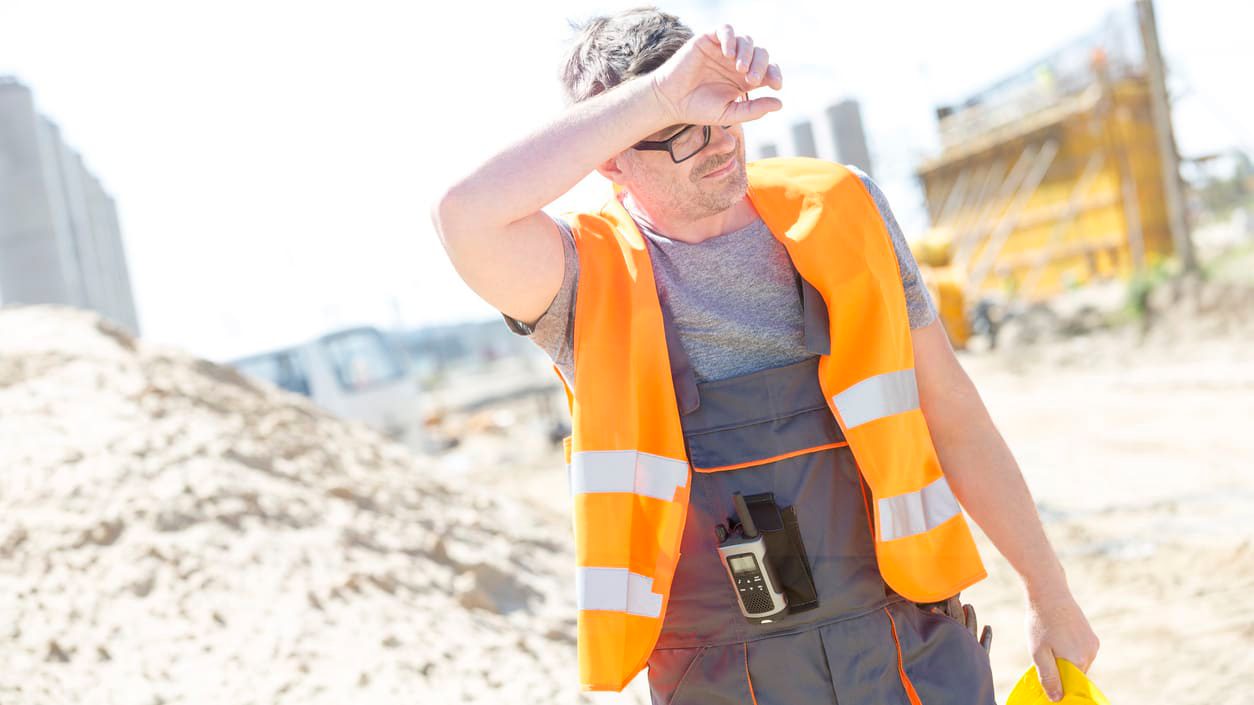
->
[945, 596, 962, 620]
[700, 24, 781, 112]
[722, 95, 783, 124]
[1069, 648, 1092, 673]
[957, 600, 991, 653]
[979, 625, 993, 653]
[1087, 641, 1099, 671]
[1033, 648, 1064, 702]
[962, 603, 978, 640]
[735, 35, 754, 73]
[717, 25, 736, 58]
[762, 63, 783, 90]
[715, 27, 753, 74]
[1087, 633, 1100, 671]
[746, 46, 770, 85]
[1074, 634, 1100, 672]
[712, 26, 779, 84]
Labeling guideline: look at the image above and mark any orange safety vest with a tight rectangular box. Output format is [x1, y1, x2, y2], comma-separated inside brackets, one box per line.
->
[557, 157, 986, 691]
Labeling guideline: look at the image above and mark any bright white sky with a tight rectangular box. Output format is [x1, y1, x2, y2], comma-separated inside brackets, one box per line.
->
[1, 0, 1249, 361]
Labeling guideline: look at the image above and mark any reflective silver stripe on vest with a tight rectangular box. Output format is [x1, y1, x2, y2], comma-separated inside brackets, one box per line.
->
[831, 368, 920, 429]
[569, 450, 689, 501]
[576, 567, 664, 618]
[877, 476, 961, 541]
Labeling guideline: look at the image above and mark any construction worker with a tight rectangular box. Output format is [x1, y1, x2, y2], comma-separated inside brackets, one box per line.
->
[432, 8, 1099, 703]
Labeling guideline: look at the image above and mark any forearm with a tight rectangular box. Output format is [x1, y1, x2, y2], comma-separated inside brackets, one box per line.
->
[920, 355, 1070, 600]
[437, 78, 669, 229]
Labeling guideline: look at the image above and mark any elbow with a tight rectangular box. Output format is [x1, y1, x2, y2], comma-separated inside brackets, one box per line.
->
[430, 182, 469, 244]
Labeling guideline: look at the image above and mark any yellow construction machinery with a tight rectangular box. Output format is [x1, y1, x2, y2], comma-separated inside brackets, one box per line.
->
[913, 1, 1191, 347]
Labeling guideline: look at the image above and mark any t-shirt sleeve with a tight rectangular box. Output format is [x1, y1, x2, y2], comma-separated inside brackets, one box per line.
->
[849, 167, 938, 329]
[500, 216, 578, 377]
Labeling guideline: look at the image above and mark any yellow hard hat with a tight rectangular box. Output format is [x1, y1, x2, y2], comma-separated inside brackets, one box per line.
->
[1006, 659, 1110, 705]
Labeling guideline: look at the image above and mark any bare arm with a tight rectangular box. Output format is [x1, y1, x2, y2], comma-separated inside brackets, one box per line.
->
[431, 80, 669, 324]
[430, 26, 782, 324]
[912, 320, 1100, 701]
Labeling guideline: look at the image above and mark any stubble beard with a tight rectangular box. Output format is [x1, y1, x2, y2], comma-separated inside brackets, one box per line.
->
[682, 145, 749, 218]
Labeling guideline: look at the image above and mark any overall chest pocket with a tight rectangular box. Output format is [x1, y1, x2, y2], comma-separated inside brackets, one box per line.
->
[685, 402, 846, 474]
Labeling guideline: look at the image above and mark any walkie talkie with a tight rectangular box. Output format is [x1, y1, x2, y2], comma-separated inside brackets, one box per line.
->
[716, 493, 788, 622]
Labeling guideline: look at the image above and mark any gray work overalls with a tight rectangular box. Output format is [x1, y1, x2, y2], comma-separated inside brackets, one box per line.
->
[644, 274, 996, 705]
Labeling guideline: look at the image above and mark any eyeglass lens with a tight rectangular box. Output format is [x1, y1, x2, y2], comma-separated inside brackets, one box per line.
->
[670, 126, 710, 162]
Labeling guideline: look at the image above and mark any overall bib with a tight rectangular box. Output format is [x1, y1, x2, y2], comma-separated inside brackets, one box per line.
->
[644, 279, 996, 705]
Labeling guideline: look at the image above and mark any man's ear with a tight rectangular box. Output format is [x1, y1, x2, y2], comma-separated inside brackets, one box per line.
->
[595, 152, 629, 186]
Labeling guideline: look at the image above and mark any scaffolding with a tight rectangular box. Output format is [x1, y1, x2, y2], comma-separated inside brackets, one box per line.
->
[914, 1, 1189, 328]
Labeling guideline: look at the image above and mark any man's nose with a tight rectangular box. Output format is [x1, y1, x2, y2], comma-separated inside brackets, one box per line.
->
[709, 125, 737, 151]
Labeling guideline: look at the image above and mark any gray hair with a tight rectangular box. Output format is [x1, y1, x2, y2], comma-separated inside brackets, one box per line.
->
[559, 7, 693, 104]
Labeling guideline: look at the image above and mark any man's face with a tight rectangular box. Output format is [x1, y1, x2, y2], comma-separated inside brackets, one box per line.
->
[614, 123, 748, 222]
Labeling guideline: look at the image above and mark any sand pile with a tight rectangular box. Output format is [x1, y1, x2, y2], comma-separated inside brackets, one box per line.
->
[0, 306, 585, 705]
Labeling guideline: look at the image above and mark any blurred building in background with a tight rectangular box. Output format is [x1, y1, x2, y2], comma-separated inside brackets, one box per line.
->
[0, 76, 139, 335]
[826, 99, 875, 179]
[790, 120, 819, 159]
[755, 99, 875, 178]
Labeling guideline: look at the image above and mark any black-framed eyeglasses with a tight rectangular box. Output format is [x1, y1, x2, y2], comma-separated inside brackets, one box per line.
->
[632, 124, 731, 164]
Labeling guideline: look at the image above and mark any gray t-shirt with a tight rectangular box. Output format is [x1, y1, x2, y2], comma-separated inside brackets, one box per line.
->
[503, 168, 936, 385]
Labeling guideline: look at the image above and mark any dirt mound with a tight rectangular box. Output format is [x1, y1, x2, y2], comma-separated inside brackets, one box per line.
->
[0, 305, 584, 704]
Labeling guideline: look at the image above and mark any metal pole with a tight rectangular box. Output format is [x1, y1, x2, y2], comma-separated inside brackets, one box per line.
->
[1136, 0, 1196, 272]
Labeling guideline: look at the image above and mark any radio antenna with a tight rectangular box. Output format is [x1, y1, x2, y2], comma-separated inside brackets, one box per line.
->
[732, 493, 758, 539]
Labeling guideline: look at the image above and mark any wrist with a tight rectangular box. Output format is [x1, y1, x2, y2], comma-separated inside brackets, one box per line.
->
[1022, 565, 1073, 606]
[594, 75, 674, 144]
[644, 73, 681, 127]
